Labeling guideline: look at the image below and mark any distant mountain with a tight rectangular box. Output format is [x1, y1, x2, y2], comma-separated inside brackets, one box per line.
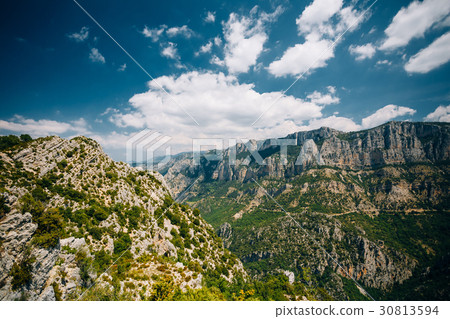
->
[160, 121, 450, 300]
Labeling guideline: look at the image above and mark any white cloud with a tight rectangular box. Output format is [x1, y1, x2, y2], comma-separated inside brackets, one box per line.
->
[89, 48, 105, 64]
[210, 55, 225, 66]
[0, 115, 90, 137]
[223, 6, 283, 74]
[117, 63, 127, 72]
[196, 41, 213, 56]
[214, 36, 222, 46]
[142, 25, 167, 42]
[268, 39, 334, 76]
[349, 43, 376, 60]
[300, 115, 361, 132]
[306, 86, 340, 105]
[110, 71, 326, 146]
[376, 59, 392, 66]
[404, 31, 450, 73]
[166, 25, 195, 38]
[67, 26, 89, 42]
[161, 42, 178, 59]
[361, 104, 416, 128]
[269, 0, 366, 77]
[380, 0, 450, 51]
[205, 11, 216, 23]
[424, 105, 450, 122]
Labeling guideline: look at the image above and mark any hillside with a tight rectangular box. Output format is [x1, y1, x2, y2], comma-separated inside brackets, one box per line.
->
[160, 122, 450, 300]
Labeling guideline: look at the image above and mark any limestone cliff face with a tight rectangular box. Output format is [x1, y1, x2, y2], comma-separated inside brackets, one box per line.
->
[162, 122, 450, 195]
[0, 136, 246, 301]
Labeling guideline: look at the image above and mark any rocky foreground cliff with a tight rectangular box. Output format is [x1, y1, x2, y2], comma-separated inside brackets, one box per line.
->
[0, 135, 250, 301]
[161, 122, 450, 300]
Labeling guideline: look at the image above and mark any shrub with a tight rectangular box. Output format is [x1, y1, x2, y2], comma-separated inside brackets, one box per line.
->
[114, 232, 132, 255]
[10, 252, 34, 290]
[76, 250, 93, 288]
[31, 186, 48, 202]
[57, 160, 68, 170]
[33, 209, 64, 248]
[0, 195, 10, 219]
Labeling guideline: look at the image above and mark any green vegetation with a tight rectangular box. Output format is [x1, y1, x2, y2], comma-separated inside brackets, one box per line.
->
[0, 134, 32, 151]
[10, 251, 35, 290]
[32, 208, 64, 248]
[0, 194, 10, 219]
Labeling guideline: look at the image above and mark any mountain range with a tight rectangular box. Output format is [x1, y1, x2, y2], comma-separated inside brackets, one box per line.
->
[0, 121, 448, 300]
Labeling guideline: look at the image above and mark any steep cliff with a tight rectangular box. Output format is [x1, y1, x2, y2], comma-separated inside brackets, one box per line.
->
[0, 136, 246, 300]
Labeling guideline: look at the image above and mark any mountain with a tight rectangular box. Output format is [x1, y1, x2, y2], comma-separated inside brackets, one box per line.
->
[0, 135, 333, 301]
[160, 121, 450, 300]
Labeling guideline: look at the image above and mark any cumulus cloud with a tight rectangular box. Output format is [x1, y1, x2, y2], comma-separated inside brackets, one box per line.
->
[223, 6, 283, 74]
[361, 104, 416, 128]
[349, 43, 376, 60]
[117, 63, 127, 72]
[269, 0, 366, 77]
[89, 48, 105, 64]
[306, 86, 340, 105]
[67, 26, 89, 42]
[0, 115, 90, 137]
[161, 42, 178, 59]
[424, 105, 450, 122]
[268, 39, 334, 76]
[214, 36, 222, 46]
[109, 71, 326, 144]
[142, 25, 167, 42]
[166, 25, 195, 38]
[404, 31, 450, 73]
[300, 115, 361, 132]
[205, 11, 216, 23]
[196, 41, 213, 56]
[380, 0, 450, 51]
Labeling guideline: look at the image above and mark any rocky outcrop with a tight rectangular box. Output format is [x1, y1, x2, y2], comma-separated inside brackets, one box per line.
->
[0, 135, 247, 300]
[162, 122, 450, 196]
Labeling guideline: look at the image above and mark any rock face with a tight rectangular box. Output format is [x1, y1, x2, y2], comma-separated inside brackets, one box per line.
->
[162, 122, 450, 194]
[0, 136, 246, 300]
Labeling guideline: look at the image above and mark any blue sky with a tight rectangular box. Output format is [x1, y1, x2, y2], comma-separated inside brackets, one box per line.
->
[1, 0, 450, 161]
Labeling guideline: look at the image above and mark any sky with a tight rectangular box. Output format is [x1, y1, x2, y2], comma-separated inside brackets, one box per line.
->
[1, 0, 450, 161]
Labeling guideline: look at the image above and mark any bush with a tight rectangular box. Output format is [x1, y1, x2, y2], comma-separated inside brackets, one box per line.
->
[114, 232, 132, 255]
[0, 195, 10, 219]
[31, 186, 48, 202]
[10, 252, 34, 290]
[33, 209, 64, 248]
[76, 250, 93, 288]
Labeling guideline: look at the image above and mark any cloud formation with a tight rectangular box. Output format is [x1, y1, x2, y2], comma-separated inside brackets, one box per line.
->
[349, 43, 376, 60]
[89, 48, 105, 64]
[161, 42, 178, 59]
[223, 6, 283, 74]
[268, 0, 365, 77]
[424, 105, 450, 122]
[204, 11, 216, 23]
[67, 26, 89, 42]
[361, 104, 416, 128]
[0, 116, 90, 137]
[380, 0, 450, 51]
[404, 31, 450, 73]
[142, 25, 167, 42]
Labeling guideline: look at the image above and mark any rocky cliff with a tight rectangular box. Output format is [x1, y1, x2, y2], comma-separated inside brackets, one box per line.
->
[0, 136, 246, 300]
[162, 122, 449, 194]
